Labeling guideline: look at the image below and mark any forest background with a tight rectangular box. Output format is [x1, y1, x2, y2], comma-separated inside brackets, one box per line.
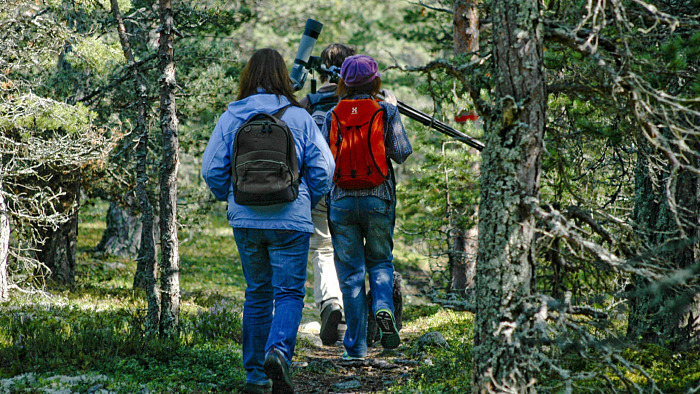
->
[1, 0, 700, 392]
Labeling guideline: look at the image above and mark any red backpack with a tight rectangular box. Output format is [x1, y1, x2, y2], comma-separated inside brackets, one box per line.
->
[330, 99, 389, 189]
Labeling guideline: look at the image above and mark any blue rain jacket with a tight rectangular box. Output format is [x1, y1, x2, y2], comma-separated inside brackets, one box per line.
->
[201, 93, 335, 233]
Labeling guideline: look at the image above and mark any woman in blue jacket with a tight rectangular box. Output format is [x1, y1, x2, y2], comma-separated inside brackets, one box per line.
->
[202, 48, 334, 394]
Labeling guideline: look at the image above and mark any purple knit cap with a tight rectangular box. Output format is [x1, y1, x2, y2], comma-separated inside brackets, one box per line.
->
[340, 55, 380, 87]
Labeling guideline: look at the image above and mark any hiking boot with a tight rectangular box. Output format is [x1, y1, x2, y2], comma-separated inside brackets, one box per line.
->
[243, 381, 272, 394]
[263, 348, 294, 393]
[320, 302, 343, 346]
[375, 309, 401, 349]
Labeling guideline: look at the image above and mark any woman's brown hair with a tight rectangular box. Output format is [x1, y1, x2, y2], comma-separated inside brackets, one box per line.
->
[337, 77, 382, 100]
[236, 48, 301, 107]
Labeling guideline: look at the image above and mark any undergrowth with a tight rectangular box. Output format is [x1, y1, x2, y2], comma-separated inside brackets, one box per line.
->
[0, 200, 698, 392]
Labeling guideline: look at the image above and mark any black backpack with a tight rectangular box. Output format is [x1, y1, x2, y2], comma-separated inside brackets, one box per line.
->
[231, 106, 300, 206]
[307, 90, 339, 129]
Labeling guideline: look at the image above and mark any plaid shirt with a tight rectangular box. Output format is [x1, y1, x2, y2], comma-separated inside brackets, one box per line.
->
[321, 94, 413, 202]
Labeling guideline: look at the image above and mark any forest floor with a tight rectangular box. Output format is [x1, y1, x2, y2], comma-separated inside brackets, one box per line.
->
[291, 338, 414, 393]
[292, 270, 430, 393]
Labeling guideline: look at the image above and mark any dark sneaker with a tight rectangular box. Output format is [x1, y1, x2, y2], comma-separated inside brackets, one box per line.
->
[375, 309, 401, 349]
[320, 303, 343, 346]
[243, 381, 272, 393]
[263, 348, 294, 393]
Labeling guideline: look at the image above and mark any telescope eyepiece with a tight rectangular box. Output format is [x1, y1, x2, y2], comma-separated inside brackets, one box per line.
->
[303, 19, 323, 39]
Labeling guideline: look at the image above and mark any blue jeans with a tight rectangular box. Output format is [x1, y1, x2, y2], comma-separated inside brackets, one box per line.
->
[328, 196, 396, 358]
[233, 228, 310, 385]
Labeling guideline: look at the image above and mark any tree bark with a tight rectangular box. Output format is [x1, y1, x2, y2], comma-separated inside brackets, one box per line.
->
[36, 171, 80, 285]
[42, 213, 78, 285]
[0, 174, 9, 299]
[449, 228, 468, 291]
[453, 0, 479, 55]
[629, 138, 700, 350]
[472, 0, 545, 391]
[450, 225, 477, 292]
[157, 0, 181, 339]
[109, 0, 160, 324]
[450, 0, 480, 293]
[95, 201, 142, 258]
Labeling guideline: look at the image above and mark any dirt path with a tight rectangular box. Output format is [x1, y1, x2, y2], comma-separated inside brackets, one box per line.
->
[292, 326, 417, 393]
[291, 270, 429, 393]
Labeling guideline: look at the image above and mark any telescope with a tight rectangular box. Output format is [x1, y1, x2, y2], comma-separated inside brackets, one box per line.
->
[290, 19, 324, 91]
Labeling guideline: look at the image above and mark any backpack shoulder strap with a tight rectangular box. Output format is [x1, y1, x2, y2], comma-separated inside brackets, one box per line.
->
[271, 105, 291, 120]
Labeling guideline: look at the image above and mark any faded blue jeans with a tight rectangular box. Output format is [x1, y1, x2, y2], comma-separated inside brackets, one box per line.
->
[328, 196, 396, 358]
[233, 228, 310, 385]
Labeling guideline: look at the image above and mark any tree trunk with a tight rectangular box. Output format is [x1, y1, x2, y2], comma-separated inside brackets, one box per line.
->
[37, 172, 80, 285]
[157, 0, 181, 339]
[450, 0, 480, 293]
[629, 139, 700, 350]
[472, 0, 545, 391]
[453, 0, 479, 55]
[40, 211, 78, 285]
[95, 201, 142, 258]
[449, 228, 468, 291]
[0, 174, 9, 299]
[109, 0, 159, 318]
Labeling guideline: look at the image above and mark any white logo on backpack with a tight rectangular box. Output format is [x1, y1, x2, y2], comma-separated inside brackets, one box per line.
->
[351, 107, 358, 114]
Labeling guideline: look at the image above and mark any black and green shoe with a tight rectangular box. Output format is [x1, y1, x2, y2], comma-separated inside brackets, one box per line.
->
[375, 309, 401, 349]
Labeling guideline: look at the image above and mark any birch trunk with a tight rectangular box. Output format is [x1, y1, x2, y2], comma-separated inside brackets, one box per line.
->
[157, 0, 181, 339]
[0, 174, 9, 299]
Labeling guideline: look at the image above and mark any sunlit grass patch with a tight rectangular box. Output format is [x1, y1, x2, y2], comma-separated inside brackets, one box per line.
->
[621, 343, 700, 392]
[179, 226, 245, 298]
[390, 305, 475, 393]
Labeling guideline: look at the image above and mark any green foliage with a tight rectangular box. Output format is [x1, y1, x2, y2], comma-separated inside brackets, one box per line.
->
[46, 0, 133, 14]
[623, 344, 700, 392]
[0, 206, 248, 392]
[0, 304, 145, 376]
[399, 125, 480, 288]
[184, 299, 244, 345]
[389, 306, 474, 393]
[395, 5, 453, 53]
[66, 37, 125, 75]
[0, 95, 93, 135]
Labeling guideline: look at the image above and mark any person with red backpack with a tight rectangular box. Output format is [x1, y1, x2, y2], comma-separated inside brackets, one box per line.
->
[300, 43, 355, 346]
[321, 54, 412, 360]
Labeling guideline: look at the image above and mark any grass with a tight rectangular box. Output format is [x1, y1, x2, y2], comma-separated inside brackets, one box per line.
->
[0, 201, 248, 392]
[1, 200, 699, 392]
